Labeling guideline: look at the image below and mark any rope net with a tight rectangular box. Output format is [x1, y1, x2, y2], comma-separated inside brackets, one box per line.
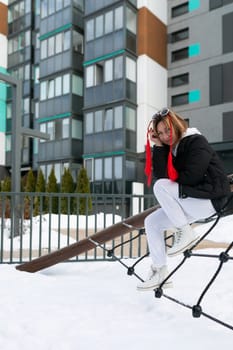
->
[88, 196, 233, 332]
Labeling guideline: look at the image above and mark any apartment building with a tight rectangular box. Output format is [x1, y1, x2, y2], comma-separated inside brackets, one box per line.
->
[167, 0, 233, 172]
[2, 0, 233, 199]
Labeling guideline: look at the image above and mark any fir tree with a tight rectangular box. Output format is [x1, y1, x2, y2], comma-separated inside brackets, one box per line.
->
[74, 167, 92, 215]
[60, 168, 75, 214]
[24, 168, 36, 219]
[34, 168, 46, 216]
[45, 166, 59, 213]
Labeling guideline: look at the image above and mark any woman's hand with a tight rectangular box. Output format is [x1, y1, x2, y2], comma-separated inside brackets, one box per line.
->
[148, 129, 163, 146]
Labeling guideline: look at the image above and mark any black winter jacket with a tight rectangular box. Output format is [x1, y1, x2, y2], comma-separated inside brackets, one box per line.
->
[152, 133, 230, 212]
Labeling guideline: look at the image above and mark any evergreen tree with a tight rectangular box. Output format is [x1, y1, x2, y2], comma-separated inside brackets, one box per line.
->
[45, 166, 59, 213]
[74, 167, 92, 215]
[34, 168, 46, 216]
[60, 167, 75, 214]
[24, 168, 36, 219]
[1, 176, 11, 192]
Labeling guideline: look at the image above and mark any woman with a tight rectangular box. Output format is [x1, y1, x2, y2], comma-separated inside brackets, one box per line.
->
[137, 108, 230, 291]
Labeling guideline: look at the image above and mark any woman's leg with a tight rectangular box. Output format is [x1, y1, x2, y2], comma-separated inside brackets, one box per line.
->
[144, 208, 173, 267]
[153, 179, 216, 226]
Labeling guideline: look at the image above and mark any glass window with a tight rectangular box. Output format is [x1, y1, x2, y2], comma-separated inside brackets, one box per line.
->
[105, 59, 113, 82]
[73, 30, 83, 53]
[105, 11, 113, 34]
[114, 56, 123, 79]
[126, 57, 136, 82]
[48, 0, 55, 15]
[95, 158, 102, 180]
[23, 98, 30, 114]
[104, 109, 113, 130]
[55, 33, 62, 54]
[6, 135, 11, 152]
[115, 6, 123, 30]
[86, 66, 94, 87]
[171, 47, 188, 62]
[56, 0, 63, 11]
[48, 36, 55, 56]
[126, 107, 136, 130]
[63, 31, 71, 51]
[172, 93, 189, 106]
[25, 30, 31, 47]
[172, 3, 189, 17]
[41, 40, 47, 59]
[85, 159, 93, 181]
[62, 118, 69, 138]
[35, 102, 39, 119]
[114, 156, 122, 179]
[126, 7, 136, 34]
[55, 76, 62, 96]
[25, 64, 30, 80]
[41, 0, 48, 18]
[63, 74, 70, 94]
[85, 112, 94, 134]
[72, 119, 82, 139]
[72, 75, 83, 96]
[48, 79, 55, 98]
[86, 19, 94, 41]
[40, 81, 47, 100]
[47, 121, 55, 140]
[114, 106, 123, 128]
[95, 64, 103, 85]
[104, 158, 112, 179]
[171, 73, 189, 87]
[95, 110, 103, 132]
[171, 28, 189, 43]
[96, 15, 104, 38]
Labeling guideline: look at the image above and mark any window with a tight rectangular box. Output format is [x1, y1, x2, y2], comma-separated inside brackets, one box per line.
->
[209, 0, 233, 10]
[85, 112, 94, 134]
[62, 118, 69, 138]
[114, 56, 123, 79]
[63, 74, 70, 94]
[73, 31, 84, 53]
[105, 10, 113, 34]
[171, 3, 189, 17]
[172, 93, 189, 106]
[170, 73, 189, 87]
[95, 158, 102, 180]
[105, 59, 113, 82]
[114, 156, 123, 179]
[126, 7, 137, 34]
[170, 28, 189, 43]
[171, 47, 188, 62]
[55, 33, 62, 54]
[126, 107, 136, 130]
[223, 111, 233, 141]
[95, 15, 104, 38]
[55, 76, 62, 96]
[115, 7, 123, 30]
[210, 61, 233, 105]
[104, 158, 112, 179]
[104, 109, 113, 130]
[72, 75, 83, 96]
[72, 119, 82, 139]
[86, 19, 94, 41]
[48, 36, 55, 56]
[94, 110, 103, 132]
[223, 12, 233, 54]
[63, 31, 71, 51]
[85, 64, 103, 87]
[126, 57, 136, 82]
[114, 106, 123, 128]
[48, 79, 55, 99]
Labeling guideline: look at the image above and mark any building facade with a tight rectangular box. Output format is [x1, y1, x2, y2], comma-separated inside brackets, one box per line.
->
[167, 0, 233, 173]
[2, 0, 233, 199]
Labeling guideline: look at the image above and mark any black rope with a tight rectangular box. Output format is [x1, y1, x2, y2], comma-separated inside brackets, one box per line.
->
[89, 198, 233, 332]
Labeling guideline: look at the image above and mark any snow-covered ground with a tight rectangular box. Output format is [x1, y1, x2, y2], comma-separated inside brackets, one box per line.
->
[0, 214, 232, 349]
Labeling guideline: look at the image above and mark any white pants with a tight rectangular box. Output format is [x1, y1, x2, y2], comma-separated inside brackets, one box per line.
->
[145, 179, 216, 268]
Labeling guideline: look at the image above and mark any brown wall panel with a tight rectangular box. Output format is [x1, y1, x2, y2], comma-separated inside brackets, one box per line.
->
[138, 7, 167, 68]
[0, 3, 8, 36]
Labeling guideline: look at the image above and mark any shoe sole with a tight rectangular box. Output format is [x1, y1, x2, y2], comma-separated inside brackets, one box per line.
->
[137, 281, 173, 292]
[167, 236, 200, 257]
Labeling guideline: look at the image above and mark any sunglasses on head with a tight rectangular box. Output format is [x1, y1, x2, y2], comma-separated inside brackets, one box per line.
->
[152, 108, 170, 120]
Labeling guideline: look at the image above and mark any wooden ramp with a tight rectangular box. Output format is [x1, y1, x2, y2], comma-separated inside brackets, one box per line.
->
[16, 205, 159, 273]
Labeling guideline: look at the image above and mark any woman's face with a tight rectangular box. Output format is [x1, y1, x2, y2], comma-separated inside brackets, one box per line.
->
[156, 120, 177, 146]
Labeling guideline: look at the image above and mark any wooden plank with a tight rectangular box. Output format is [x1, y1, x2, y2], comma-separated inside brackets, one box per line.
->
[16, 205, 159, 273]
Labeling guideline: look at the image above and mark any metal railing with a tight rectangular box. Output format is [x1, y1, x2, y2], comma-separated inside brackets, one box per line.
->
[0, 192, 156, 264]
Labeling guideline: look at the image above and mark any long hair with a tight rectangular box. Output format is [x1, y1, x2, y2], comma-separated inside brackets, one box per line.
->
[153, 109, 188, 142]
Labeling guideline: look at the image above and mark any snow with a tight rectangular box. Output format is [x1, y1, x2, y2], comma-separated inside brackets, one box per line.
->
[0, 213, 233, 349]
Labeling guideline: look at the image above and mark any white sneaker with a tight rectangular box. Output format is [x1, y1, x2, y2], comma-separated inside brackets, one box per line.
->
[137, 265, 173, 291]
[167, 224, 199, 257]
